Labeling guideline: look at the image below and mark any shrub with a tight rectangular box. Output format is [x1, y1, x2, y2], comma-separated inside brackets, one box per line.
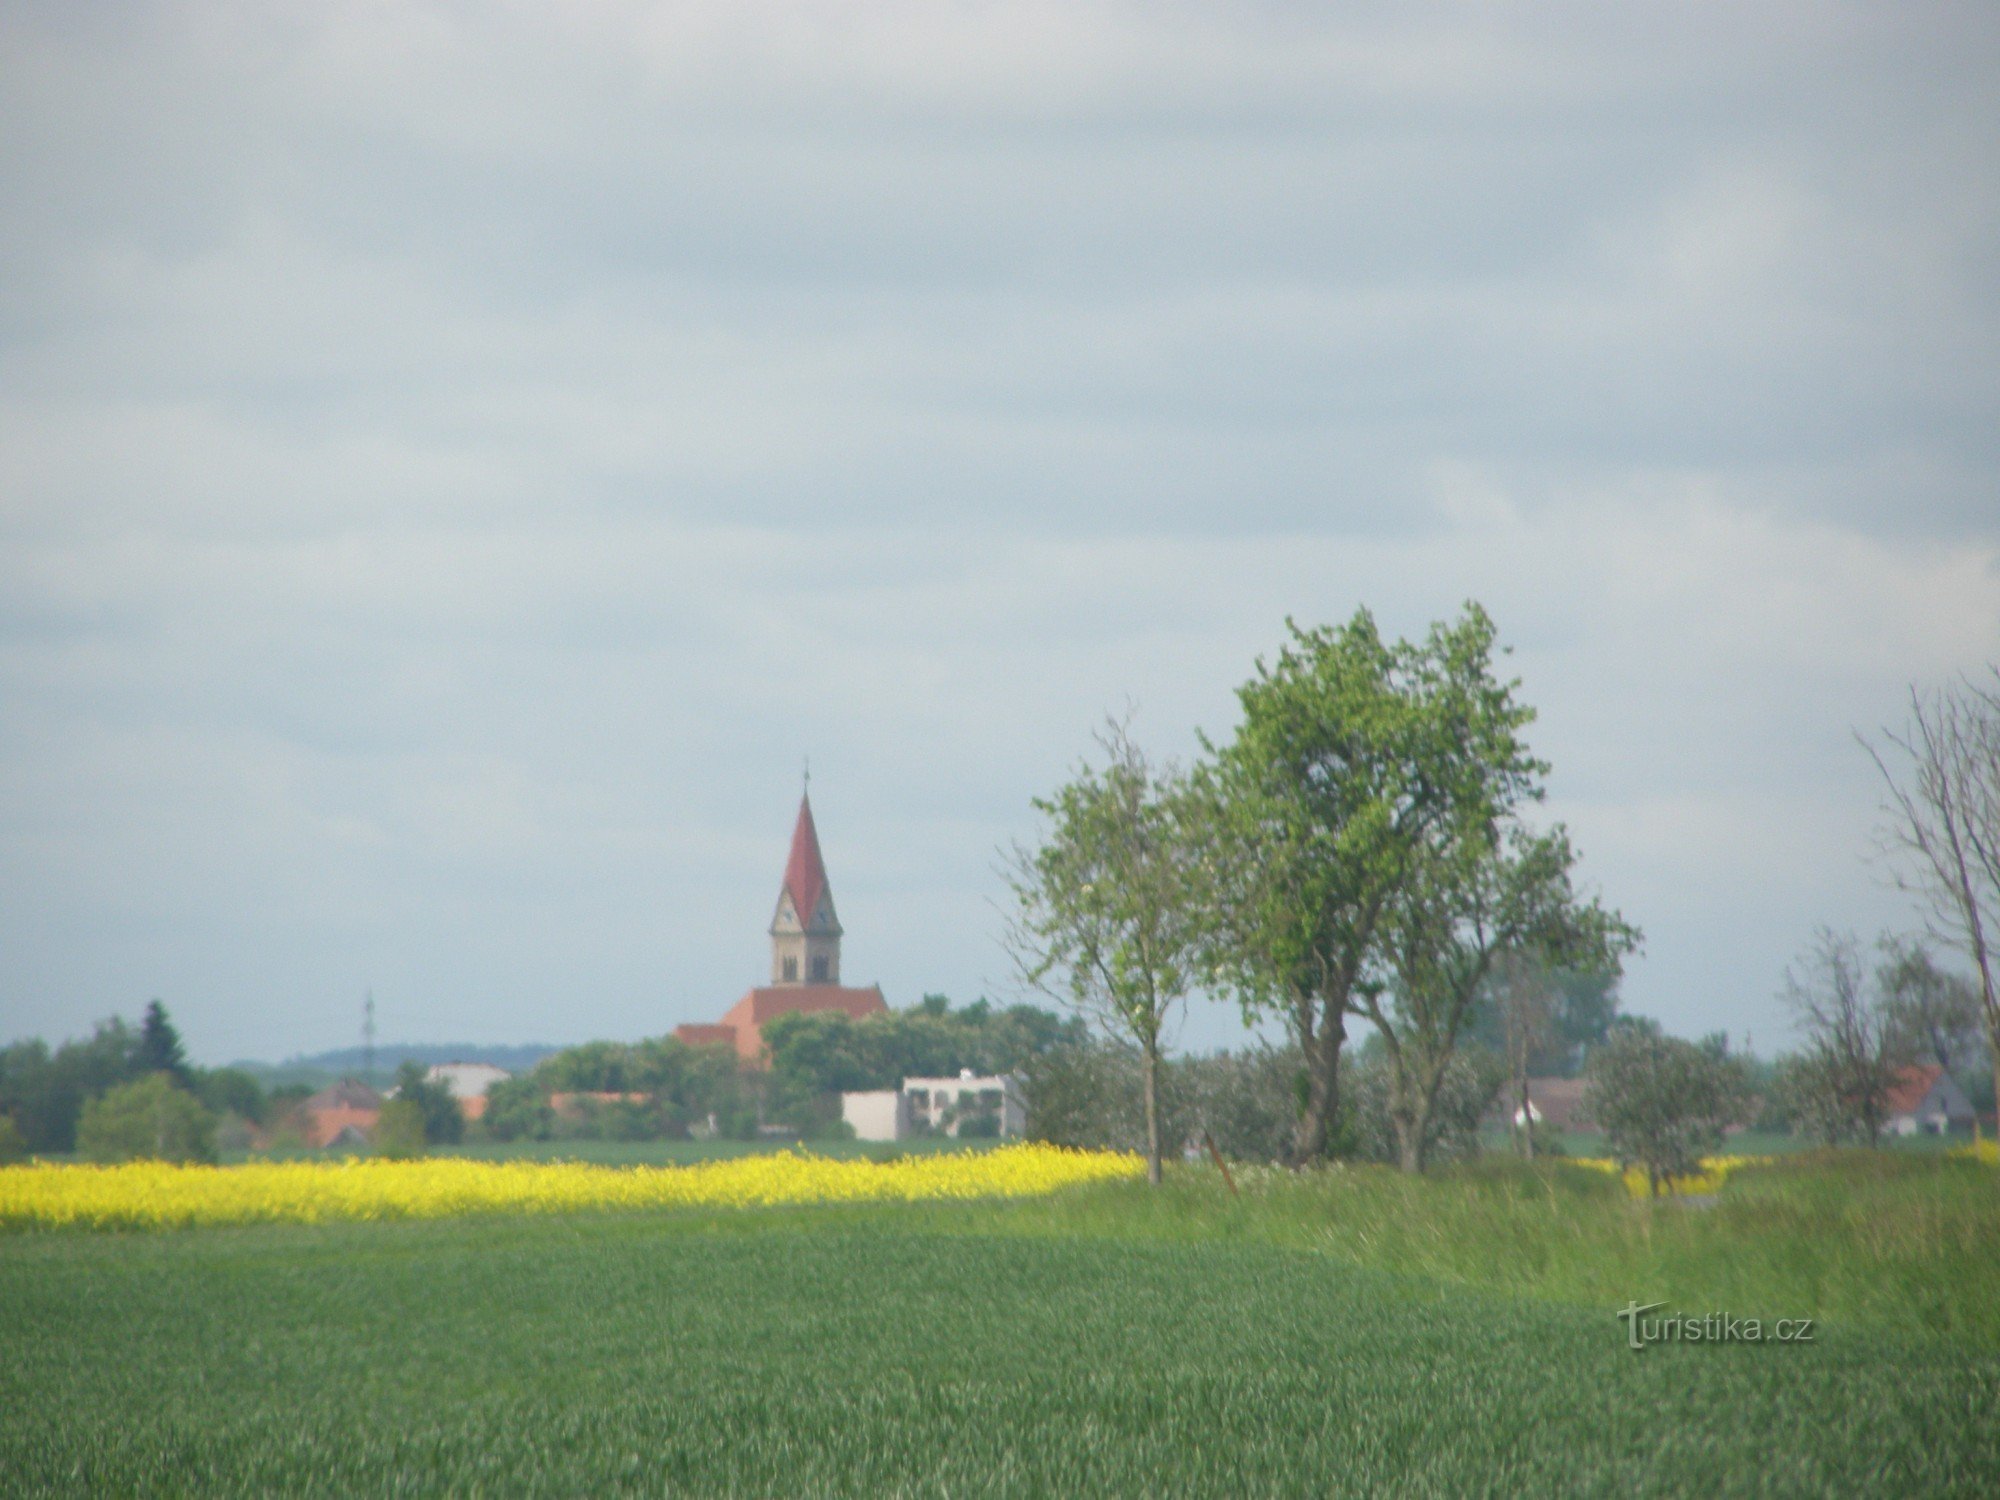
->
[371, 1100, 428, 1159]
[1344, 1045, 1503, 1167]
[481, 1076, 554, 1142]
[1179, 1047, 1303, 1163]
[389, 1061, 463, 1145]
[76, 1074, 218, 1164]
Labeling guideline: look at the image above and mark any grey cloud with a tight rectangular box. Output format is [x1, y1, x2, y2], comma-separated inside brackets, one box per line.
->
[3, 4, 1999, 1058]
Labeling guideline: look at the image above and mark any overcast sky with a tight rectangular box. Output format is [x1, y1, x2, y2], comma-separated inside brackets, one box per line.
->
[3, 2, 1997, 1064]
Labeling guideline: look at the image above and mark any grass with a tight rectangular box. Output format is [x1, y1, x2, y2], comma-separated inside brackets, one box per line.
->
[3, 1153, 1996, 1494]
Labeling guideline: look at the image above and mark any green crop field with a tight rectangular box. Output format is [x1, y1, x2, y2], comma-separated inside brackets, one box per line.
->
[4, 1157, 1998, 1495]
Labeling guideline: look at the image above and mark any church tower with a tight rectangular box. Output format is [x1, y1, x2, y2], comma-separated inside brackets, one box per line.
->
[769, 790, 841, 986]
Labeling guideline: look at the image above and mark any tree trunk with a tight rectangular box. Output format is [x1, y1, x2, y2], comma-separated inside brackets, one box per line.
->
[1288, 1003, 1346, 1167]
[1395, 1111, 1426, 1174]
[1142, 1041, 1163, 1186]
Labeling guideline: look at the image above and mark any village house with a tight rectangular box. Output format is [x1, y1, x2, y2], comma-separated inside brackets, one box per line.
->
[1883, 1063, 1975, 1136]
[301, 1079, 382, 1148]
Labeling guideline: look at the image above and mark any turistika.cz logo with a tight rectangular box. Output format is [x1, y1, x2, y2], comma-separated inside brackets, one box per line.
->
[1615, 1301, 1815, 1352]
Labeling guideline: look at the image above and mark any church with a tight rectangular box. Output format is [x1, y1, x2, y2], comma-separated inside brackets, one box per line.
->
[674, 788, 888, 1063]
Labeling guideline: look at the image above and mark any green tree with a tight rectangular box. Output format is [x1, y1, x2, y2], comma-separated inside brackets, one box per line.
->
[76, 1073, 217, 1164]
[481, 1075, 555, 1141]
[1345, 1040, 1505, 1168]
[0, 1020, 138, 1153]
[196, 1066, 267, 1124]
[0, 1113, 26, 1164]
[135, 1001, 192, 1085]
[1878, 935, 1986, 1077]
[1007, 718, 1199, 1185]
[1584, 1028, 1748, 1195]
[1192, 605, 1545, 1166]
[390, 1061, 464, 1145]
[1362, 824, 1638, 1171]
[371, 1098, 428, 1158]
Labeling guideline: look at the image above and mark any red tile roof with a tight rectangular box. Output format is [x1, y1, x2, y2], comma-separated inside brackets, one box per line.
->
[781, 793, 833, 929]
[673, 1024, 738, 1049]
[1884, 1063, 1946, 1117]
[715, 984, 887, 1063]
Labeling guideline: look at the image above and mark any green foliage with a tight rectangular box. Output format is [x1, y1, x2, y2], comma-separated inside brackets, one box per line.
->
[1192, 604, 1556, 1166]
[371, 1099, 428, 1159]
[1345, 1042, 1506, 1167]
[1007, 718, 1200, 1183]
[75, 1074, 217, 1164]
[1019, 1042, 1193, 1156]
[1878, 934, 1990, 1085]
[195, 1066, 267, 1125]
[390, 1062, 463, 1146]
[135, 1001, 191, 1085]
[763, 998, 1082, 1098]
[0, 1019, 137, 1153]
[1470, 967, 1625, 1078]
[0, 1114, 26, 1164]
[529, 1036, 749, 1139]
[1363, 822, 1638, 1171]
[2, 1160, 1997, 1493]
[480, 1076, 555, 1142]
[1178, 1047, 1305, 1163]
[1584, 1029, 1749, 1193]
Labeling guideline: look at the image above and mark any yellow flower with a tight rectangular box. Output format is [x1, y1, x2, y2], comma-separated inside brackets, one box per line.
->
[0, 1144, 1143, 1233]
[1570, 1154, 1771, 1198]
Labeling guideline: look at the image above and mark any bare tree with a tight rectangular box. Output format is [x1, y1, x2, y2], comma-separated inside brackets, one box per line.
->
[1004, 718, 1197, 1186]
[1862, 674, 2000, 1125]
[1496, 954, 1559, 1159]
[1781, 929, 1908, 1146]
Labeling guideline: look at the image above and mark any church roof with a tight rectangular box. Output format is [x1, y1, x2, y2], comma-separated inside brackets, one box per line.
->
[781, 792, 833, 928]
[726, 985, 887, 1027]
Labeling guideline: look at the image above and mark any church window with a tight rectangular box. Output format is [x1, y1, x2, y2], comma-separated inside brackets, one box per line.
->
[782, 956, 798, 981]
[811, 955, 829, 982]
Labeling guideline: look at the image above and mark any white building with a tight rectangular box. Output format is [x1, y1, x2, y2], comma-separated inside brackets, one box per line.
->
[841, 1070, 1026, 1142]
[424, 1062, 512, 1122]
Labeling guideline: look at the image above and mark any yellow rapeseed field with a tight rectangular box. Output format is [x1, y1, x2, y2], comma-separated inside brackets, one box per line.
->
[0, 1143, 1142, 1232]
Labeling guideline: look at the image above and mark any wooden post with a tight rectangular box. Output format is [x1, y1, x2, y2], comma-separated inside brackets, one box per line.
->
[1203, 1131, 1239, 1196]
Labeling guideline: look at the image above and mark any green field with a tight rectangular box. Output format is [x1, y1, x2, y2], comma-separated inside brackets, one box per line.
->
[4, 1156, 1998, 1495]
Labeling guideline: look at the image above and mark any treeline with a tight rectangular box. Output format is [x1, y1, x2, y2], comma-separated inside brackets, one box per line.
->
[483, 995, 1083, 1142]
[0, 1002, 280, 1163]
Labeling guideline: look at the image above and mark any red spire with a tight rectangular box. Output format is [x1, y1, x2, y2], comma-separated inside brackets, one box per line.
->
[782, 792, 831, 928]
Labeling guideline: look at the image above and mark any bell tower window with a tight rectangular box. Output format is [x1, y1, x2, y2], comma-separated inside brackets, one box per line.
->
[782, 956, 798, 982]
[811, 955, 829, 982]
